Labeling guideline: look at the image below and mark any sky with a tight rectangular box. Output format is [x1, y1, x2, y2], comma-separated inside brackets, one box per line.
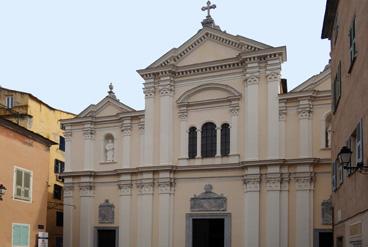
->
[0, 0, 330, 114]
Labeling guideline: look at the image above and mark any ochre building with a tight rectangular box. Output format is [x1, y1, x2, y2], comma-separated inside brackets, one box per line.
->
[62, 13, 332, 247]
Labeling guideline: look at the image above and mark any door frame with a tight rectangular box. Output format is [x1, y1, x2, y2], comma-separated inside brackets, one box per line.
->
[186, 213, 231, 247]
[94, 226, 119, 247]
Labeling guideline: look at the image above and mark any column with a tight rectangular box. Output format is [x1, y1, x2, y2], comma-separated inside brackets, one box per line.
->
[79, 178, 95, 247]
[230, 105, 239, 155]
[118, 175, 132, 247]
[266, 60, 281, 159]
[243, 166, 260, 247]
[266, 166, 281, 247]
[159, 79, 174, 165]
[178, 109, 188, 159]
[143, 83, 155, 166]
[298, 99, 313, 157]
[216, 127, 221, 156]
[279, 101, 287, 158]
[138, 118, 145, 166]
[136, 172, 154, 247]
[121, 118, 132, 169]
[63, 180, 74, 247]
[83, 123, 95, 170]
[245, 63, 260, 160]
[280, 167, 289, 247]
[196, 129, 201, 158]
[158, 171, 175, 247]
[295, 166, 313, 247]
[64, 127, 73, 172]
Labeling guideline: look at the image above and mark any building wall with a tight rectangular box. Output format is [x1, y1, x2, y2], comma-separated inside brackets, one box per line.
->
[0, 124, 49, 246]
[0, 88, 75, 247]
[325, 0, 368, 245]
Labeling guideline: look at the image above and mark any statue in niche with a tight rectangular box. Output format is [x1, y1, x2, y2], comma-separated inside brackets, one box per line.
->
[105, 135, 114, 162]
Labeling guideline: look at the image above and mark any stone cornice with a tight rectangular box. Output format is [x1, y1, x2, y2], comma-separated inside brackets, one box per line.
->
[278, 90, 331, 101]
[61, 158, 332, 178]
[138, 47, 286, 80]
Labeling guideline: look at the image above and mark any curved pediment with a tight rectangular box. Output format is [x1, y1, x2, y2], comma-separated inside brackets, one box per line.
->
[177, 83, 241, 107]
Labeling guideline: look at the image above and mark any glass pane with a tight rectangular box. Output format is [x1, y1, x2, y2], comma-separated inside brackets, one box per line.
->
[16, 187, 22, 197]
[24, 189, 29, 199]
[16, 170, 23, 187]
[24, 172, 31, 188]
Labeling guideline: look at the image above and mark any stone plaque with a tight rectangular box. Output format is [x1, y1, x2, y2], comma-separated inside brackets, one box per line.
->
[99, 199, 115, 224]
[190, 184, 227, 212]
[321, 199, 332, 225]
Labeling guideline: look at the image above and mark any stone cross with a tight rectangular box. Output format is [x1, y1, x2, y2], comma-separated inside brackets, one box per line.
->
[201, 1, 216, 18]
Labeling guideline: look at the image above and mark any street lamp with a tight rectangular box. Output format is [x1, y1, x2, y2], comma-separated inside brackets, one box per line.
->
[0, 184, 7, 200]
[339, 146, 368, 172]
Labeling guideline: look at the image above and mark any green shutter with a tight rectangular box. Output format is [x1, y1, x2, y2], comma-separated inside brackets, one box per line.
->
[12, 224, 29, 246]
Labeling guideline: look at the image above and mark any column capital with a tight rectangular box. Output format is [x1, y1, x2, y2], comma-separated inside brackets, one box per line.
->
[245, 75, 259, 86]
[230, 105, 240, 116]
[178, 111, 188, 121]
[83, 127, 95, 140]
[298, 99, 313, 120]
[159, 85, 174, 97]
[64, 130, 73, 141]
[136, 179, 154, 195]
[64, 183, 74, 198]
[279, 102, 287, 121]
[294, 172, 314, 191]
[266, 173, 281, 191]
[243, 174, 261, 192]
[118, 183, 133, 196]
[266, 71, 281, 82]
[143, 86, 155, 98]
[158, 178, 175, 194]
[79, 182, 95, 197]
[121, 121, 132, 136]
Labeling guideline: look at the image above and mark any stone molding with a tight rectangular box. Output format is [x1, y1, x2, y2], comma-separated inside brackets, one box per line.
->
[79, 182, 95, 197]
[143, 87, 155, 98]
[118, 182, 133, 196]
[136, 180, 154, 195]
[190, 184, 227, 212]
[178, 110, 188, 121]
[64, 183, 74, 198]
[158, 178, 175, 194]
[294, 172, 314, 191]
[243, 174, 261, 192]
[280, 173, 290, 191]
[121, 121, 132, 136]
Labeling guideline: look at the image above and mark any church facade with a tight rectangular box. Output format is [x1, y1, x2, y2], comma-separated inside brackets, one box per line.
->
[62, 12, 332, 247]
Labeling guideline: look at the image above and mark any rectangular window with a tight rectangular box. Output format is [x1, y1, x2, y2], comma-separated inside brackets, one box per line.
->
[12, 223, 29, 247]
[333, 62, 342, 112]
[53, 184, 63, 200]
[59, 136, 65, 151]
[6, 95, 14, 109]
[54, 159, 65, 174]
[349, 17, 357, 68]
[13, 167, 32, 202]
[356, 120, 363, 164]
[56, 211, 63, 227]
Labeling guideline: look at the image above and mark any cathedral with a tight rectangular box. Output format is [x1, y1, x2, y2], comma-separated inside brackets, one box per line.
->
[62, 3, 332, 247]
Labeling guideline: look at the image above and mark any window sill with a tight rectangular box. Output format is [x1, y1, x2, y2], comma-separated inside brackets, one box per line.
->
[100, 161, 117, 165]
[178, 154, 240, 166]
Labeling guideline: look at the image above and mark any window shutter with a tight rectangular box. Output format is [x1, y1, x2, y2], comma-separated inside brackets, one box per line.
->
[12, 224, 29, 246]
[20, 225, 29, 245]
[356, 121, 363, 163]
[54, 160, 59, 173]
[13, 224, 21, 245]
[332, 161, 336, 191]
[15, 170, 23, 198]
[23, 172, 31, 200]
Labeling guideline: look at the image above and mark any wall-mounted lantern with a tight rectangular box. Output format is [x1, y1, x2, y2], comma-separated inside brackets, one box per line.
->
[0, 184, 7, 200]
[339, 146, 368, 172]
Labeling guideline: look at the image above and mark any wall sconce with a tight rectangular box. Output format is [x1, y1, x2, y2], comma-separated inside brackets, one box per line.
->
[339, 146, 368, 172]
[0, 184, 7, 200]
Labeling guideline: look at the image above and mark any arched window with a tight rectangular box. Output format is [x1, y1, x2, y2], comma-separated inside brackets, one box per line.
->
[221, 123, 230, 156]
[188, 127, 197, 159]
[201, 122, 217, 158]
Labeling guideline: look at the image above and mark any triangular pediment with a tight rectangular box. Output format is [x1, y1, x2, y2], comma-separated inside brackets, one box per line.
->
[78, 96, 135, 118]
[147, 27, 272, 69]
[291, 66, 331, 93]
